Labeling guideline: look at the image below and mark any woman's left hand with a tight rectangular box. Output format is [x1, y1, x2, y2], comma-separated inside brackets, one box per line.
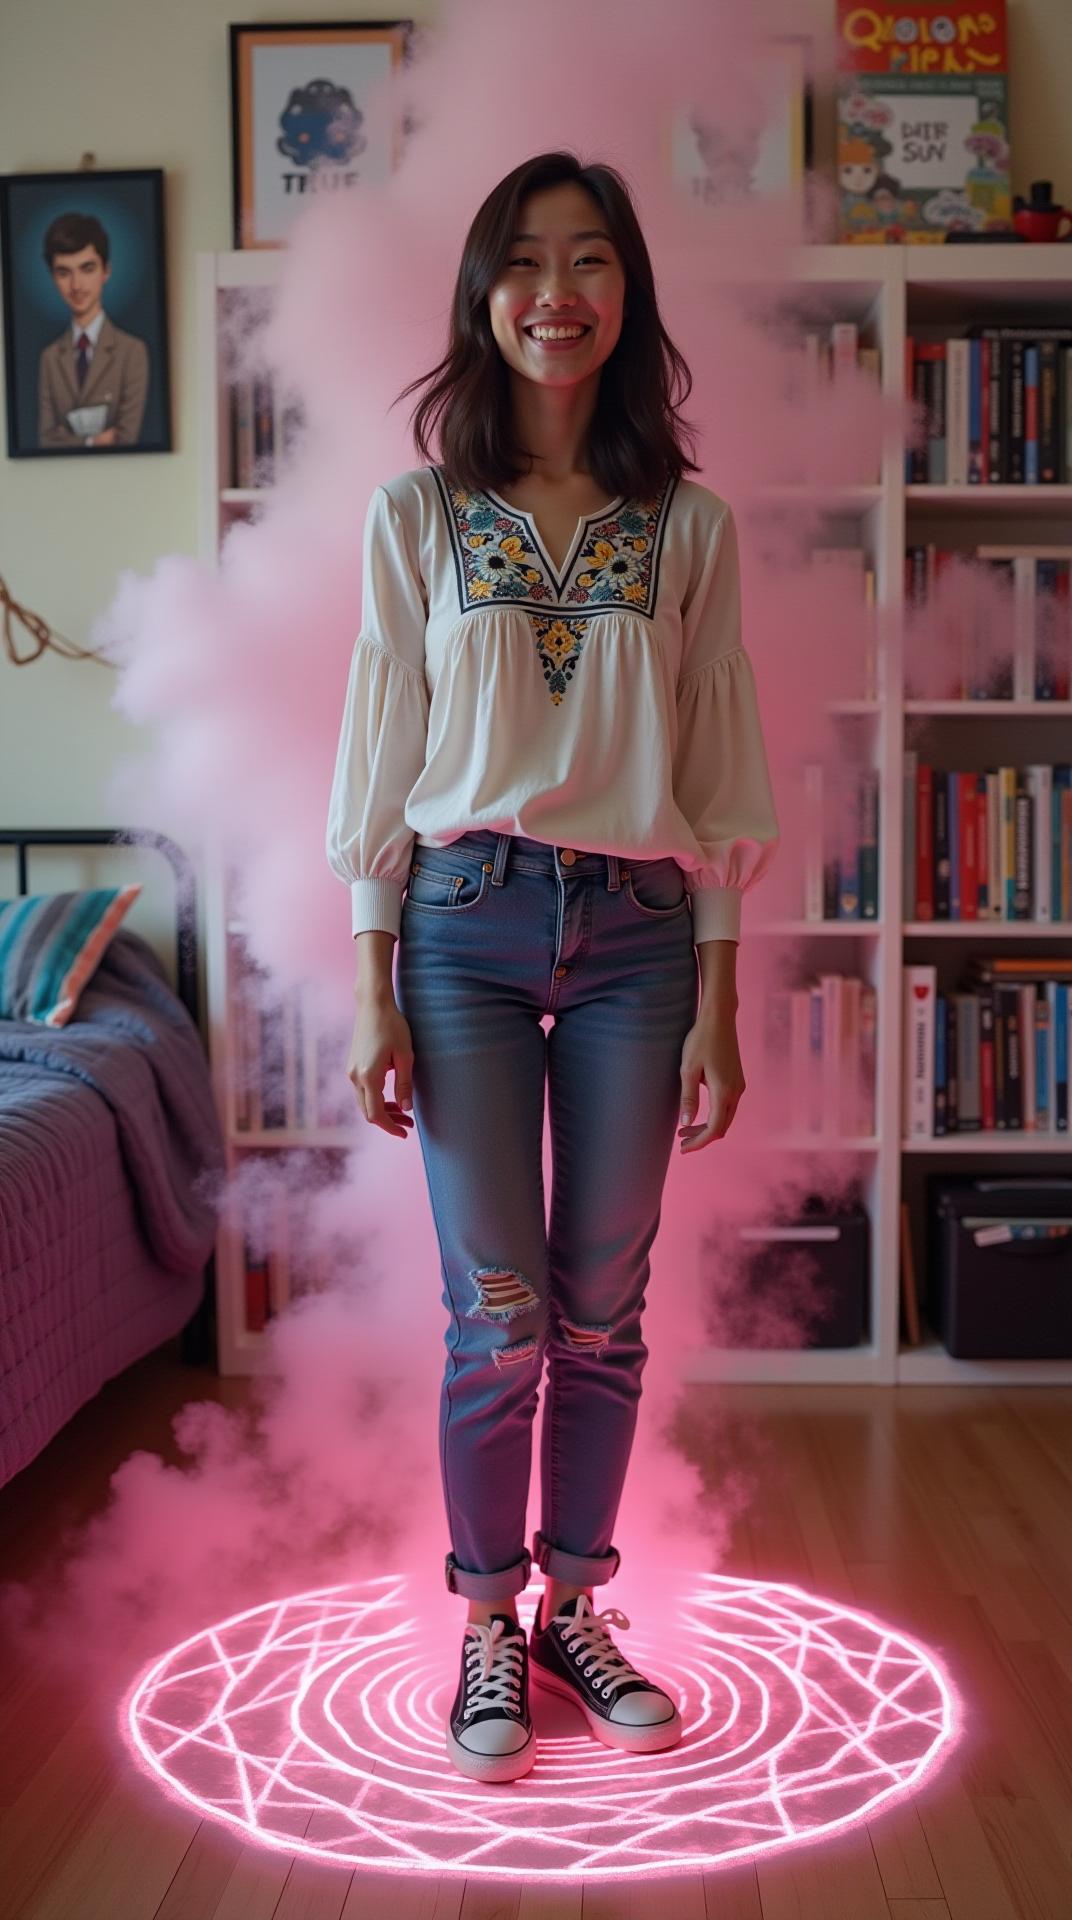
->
[678, 1004, 745, 1151]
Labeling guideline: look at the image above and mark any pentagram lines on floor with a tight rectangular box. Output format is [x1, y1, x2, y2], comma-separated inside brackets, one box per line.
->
[0, 1342, 1070, 1915]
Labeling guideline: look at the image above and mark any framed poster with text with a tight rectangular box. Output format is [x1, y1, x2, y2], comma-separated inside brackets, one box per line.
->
[669, 35, 814, 218]
[230, 19, 414, 249]
[836, 0, 1012, 244]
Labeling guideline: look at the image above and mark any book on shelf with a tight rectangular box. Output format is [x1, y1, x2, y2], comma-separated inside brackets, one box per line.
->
[796, 323, 880, 390]
[230, 954, 268, 1132]
[245, 1244, 270, 1332]
[764, 972, 877, 1138]
[836, 0, 1012, 247]
[904, 751, 1072, 922]
[811, 546, 881, 701]
[903, 958, 1071, 1137]
[973, 547, 1071, 701]
[899, 1200, 922, 1346]
[268, 1187, 290, 1318]
[259, 995, 287, 1130]
[906, 325, 1072, 485]
[283, 991, 300, 1127]
[800, 760, 880, 922]
[240, 1187, 339, 1330]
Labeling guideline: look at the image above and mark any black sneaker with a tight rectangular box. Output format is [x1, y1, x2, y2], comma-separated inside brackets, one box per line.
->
[529, 1592, 682, 1753]
[446, 1613, 535, 1783]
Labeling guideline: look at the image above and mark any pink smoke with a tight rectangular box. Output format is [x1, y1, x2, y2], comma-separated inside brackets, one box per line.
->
[2, 0, 924, 1701]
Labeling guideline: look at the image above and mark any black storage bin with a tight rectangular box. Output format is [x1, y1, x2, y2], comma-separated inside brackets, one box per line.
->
[727, 1195, 870, 1348]
[925, 1175, 1072, 1359]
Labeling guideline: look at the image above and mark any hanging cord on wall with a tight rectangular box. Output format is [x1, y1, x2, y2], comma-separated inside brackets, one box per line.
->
[0, 574, 116, 669]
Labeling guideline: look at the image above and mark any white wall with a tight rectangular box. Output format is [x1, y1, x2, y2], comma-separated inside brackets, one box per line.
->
[1, 0, 1068, 971]
[0, 0, 398, 968]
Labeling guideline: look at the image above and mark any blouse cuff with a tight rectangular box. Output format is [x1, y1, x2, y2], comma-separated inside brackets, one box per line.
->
[689, 884, 743, 945]
[352, 876, 404, 940]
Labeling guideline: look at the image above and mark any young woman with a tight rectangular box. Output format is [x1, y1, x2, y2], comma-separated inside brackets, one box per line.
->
[326, 151, 779, 1785]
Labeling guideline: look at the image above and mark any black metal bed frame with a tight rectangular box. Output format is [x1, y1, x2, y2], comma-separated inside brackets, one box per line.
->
[0, 825, 213, 1364]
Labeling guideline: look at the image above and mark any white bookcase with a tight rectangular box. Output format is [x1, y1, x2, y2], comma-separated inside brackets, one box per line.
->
[198, 243, 1072, 1385]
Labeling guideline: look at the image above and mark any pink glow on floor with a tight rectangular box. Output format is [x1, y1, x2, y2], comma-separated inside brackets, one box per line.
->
[121, 1571, 961, 1880]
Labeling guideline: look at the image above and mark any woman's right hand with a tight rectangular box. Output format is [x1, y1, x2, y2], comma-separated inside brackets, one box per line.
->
[347, 994, 415, 1139]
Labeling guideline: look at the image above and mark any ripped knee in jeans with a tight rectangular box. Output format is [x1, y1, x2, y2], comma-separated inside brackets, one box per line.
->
[492, 1334, 539, 1370]
[559, 1316, 611, 1359]
[468, 1266, 540, 1324]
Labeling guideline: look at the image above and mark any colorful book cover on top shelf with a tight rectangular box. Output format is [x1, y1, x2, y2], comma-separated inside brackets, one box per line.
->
[836, 0, 1012, 244]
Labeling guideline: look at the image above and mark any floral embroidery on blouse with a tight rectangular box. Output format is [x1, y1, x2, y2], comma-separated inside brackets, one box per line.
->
[434, 468, 676, 617]
[529, 614, 592, 705]
[457, 496, 545, 601]
[571, 520, 652, 607]
[432, 467, 678, 707]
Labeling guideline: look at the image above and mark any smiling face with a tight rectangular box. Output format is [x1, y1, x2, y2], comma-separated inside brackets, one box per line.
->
[487, 181, 627, 389]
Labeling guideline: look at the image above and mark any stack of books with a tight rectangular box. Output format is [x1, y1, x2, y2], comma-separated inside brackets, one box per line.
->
[229, 937, 355, 1133]
[799, 761, 881, 922]
[764, 973, 878, 1138]
[904, 754, 1072, 922]
[903, 956, 1071, 1136]
[243, 1187, 340, 1330]
[229, 375, 306, 488]
[906, 323, 1072, 485]
[904, 545, 1071, 701]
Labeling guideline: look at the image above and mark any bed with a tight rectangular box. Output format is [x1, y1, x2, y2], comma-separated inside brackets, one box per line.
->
[0, 828, 225, 1489]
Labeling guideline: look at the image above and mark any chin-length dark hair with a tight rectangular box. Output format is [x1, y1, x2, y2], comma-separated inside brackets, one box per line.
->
[391, 150, 701, 504]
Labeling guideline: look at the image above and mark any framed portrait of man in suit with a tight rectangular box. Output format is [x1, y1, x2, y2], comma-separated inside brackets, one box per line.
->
[0, 166, 172, 458]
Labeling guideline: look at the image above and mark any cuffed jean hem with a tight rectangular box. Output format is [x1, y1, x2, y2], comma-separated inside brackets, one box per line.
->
[532, 1529, 621, 1586]
[444, 1548, 533, 1599]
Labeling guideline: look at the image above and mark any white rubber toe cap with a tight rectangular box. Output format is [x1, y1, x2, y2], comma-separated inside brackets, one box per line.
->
[609, 1690, 678, 1727]
[459, 1716, 532, 1756]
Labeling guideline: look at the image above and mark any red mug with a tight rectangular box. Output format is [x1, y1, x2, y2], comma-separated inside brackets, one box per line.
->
[1013, 208, 1072, 241]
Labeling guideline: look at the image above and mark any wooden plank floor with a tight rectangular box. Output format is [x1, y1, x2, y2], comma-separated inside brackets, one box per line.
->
[1, 1342, 1070, 1919]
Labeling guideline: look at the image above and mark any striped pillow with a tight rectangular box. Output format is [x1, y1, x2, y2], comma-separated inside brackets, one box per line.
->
[0, 884, 142, 1026]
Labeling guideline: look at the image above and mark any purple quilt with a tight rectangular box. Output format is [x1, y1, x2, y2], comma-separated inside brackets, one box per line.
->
[0, 928, 226, 1484]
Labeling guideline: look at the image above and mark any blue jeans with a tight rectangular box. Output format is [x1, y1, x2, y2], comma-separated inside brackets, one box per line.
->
[394, 828, 699, 1602]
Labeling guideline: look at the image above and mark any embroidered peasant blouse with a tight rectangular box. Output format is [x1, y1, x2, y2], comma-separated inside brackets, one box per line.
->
[326, 462, 779, 945]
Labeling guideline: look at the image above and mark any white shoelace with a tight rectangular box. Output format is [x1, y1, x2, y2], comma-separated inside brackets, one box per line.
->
[462, 1618, 525, 1718]
[550, 1593, 647, 1700]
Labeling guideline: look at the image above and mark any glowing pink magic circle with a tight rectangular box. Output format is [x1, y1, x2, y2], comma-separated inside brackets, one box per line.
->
[121, 1573, 960, 1879]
